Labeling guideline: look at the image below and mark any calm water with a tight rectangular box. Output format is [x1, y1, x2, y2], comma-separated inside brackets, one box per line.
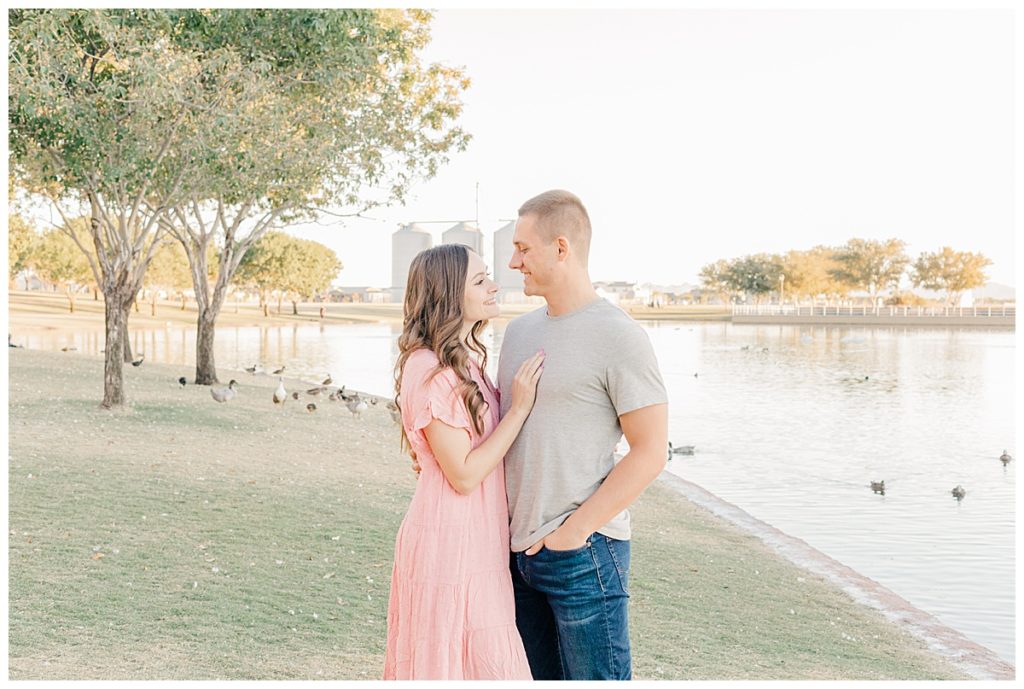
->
[12, 319, 1015, 663]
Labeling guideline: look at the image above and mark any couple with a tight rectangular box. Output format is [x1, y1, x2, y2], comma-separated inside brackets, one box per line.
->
[383, 190, 668, 680]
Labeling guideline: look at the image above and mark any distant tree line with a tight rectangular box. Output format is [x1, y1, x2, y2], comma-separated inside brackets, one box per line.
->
[699, 238, 992, 308]
[9, 214, 342, 316]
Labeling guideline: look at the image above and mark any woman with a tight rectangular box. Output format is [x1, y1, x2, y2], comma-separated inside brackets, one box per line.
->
[383, 244, 544, 680]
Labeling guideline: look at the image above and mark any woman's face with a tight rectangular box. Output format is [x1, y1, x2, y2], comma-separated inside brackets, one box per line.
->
[462, 250, 499, 324]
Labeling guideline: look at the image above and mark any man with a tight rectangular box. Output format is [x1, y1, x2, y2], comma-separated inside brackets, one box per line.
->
[498, 189, 668, 680]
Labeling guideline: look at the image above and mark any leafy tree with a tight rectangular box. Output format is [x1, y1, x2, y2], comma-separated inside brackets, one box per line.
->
[279, 238, 343, 315]
[152, 9, 470, 383]
[143, 240, 211, 315]
[911, 247, 992, 307]
[8, 214, 39, 288]
[32, 223, 94, 312]
[235, 231, 290, 317]
[829, 238, 908, 304]
[781, 246, 848, 304]
[698, 259, 735, 305]
[726, 253, 783, 304]
[10, 10, 205, 406]
[10, 9, 468, 400]
[236, 232, 341, 315]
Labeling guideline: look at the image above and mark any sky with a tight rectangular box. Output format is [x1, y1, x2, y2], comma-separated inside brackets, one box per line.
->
[283, 8, 1015, 290]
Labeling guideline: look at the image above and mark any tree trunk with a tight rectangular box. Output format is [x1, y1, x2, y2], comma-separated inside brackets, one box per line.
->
[263, 302, 269, 317]
[195, 312, 219, 385]
[151, 300, 157, 317]
[292, 300, 299, 316]
[94, 287, 99, 301]
[65, 287, 76, 314]
[180, 293, 187, 310]
[101, 298, 126, 408]
[134, 297, 140, 313]
[277, 295, 283, 314]
[121, 312, 133, 363]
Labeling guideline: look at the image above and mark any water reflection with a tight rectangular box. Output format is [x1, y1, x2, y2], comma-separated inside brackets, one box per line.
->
[11, 320, 1015, 663]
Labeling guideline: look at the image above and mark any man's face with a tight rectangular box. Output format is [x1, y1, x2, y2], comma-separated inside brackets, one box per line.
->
[509, 214, 557, 297]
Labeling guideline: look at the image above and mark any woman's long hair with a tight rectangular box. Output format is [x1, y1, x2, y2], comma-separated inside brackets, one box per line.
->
[394, 244, 490, 452]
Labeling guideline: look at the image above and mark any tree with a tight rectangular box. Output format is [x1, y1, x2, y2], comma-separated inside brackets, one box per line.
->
[32, 223, 94, 312]
[829, 238, 908, 304]
[10, 9, 468, 399]
[8, 214, 39, 288]
[152, 9, 470, 384]
[781, 245, 846, 304]
[235, 231, 290, 317]
[698, 259, 735, 305]
[142, 239, 208, 315]
[911, 247, 992, 307]
[10, 10, 207, 407]
[279, 238, 343, 315]
[726, 253, 783, 304]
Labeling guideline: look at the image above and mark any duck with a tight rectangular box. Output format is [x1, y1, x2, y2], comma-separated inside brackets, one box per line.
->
[386, 400, 401, 424]
[870, 480, 885, 494]
[306, 403, 317, 413]
[245, 365, 258, 374]
[131, 354, 145, 367]
[178, 376, 187, 388]
[346, 394, 368, 418]
[272, 365, 286, 375]
[321, 374, 332, 386]
[951, 485, 966, 500]
[291, 391, 300, 401]
[669, 442, 695, 455]
[273, 377, 287, 405]
[210, 380, 238, 403]
[369, 397, 378, 406]
[61, 346, 77, 352]
[999, 450, 1013, 465]
[307, 387, 325, 396]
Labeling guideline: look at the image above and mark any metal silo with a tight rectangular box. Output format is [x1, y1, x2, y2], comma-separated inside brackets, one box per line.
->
[441, 222, 484, 257]
[492, 221, 524, 301]
[391, 223, 433, 302]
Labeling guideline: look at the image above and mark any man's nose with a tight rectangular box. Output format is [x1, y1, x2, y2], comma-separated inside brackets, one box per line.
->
[509, 253, 520, 270]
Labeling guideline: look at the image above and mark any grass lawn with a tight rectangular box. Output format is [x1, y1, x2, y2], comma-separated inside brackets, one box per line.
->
[7, 348, 968, 680]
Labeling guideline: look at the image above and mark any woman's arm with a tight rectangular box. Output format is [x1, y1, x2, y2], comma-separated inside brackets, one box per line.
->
[423, 351, 544, 495]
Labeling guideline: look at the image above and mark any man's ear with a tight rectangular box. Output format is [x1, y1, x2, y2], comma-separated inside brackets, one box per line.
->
[556, 236, 571, 262]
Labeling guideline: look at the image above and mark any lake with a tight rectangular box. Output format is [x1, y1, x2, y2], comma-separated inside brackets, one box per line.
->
[12, 317, 1015, 664]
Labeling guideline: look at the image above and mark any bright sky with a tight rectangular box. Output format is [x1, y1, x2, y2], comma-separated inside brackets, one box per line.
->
[285, 8, 1014, 289]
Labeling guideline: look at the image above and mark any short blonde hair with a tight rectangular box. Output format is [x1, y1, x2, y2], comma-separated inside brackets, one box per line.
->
[517, 189, 591, 260]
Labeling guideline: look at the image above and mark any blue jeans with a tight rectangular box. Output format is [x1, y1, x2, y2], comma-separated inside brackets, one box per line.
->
[510, 532, 631, 680]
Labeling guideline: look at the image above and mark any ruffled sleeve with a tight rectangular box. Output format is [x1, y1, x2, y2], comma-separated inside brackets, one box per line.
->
[404, 352, 474, 437]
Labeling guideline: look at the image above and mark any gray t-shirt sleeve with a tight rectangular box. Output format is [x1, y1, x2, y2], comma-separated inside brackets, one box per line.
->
[605, 324, 668, 416]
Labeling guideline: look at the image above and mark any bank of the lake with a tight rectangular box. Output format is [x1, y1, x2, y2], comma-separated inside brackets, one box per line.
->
[6, 290, 731, 333]
[7, 348, 987, 680]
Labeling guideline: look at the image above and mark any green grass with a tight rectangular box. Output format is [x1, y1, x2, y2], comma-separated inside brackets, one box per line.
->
[7, 348, 968, 679]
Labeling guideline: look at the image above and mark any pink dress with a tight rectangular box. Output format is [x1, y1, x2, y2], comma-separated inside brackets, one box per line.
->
[383, 349, 532, 680]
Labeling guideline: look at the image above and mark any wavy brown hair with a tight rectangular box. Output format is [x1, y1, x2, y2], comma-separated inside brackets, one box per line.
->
[394, 244, 490, 452]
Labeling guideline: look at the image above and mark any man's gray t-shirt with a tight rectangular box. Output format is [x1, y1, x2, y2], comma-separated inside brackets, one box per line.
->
[498, 298, 667, 552]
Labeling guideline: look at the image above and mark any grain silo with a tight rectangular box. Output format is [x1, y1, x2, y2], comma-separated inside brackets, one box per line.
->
[441, 222, 484, 256]
[391, 223, 433, 302]
[492, 221, 525, 301]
